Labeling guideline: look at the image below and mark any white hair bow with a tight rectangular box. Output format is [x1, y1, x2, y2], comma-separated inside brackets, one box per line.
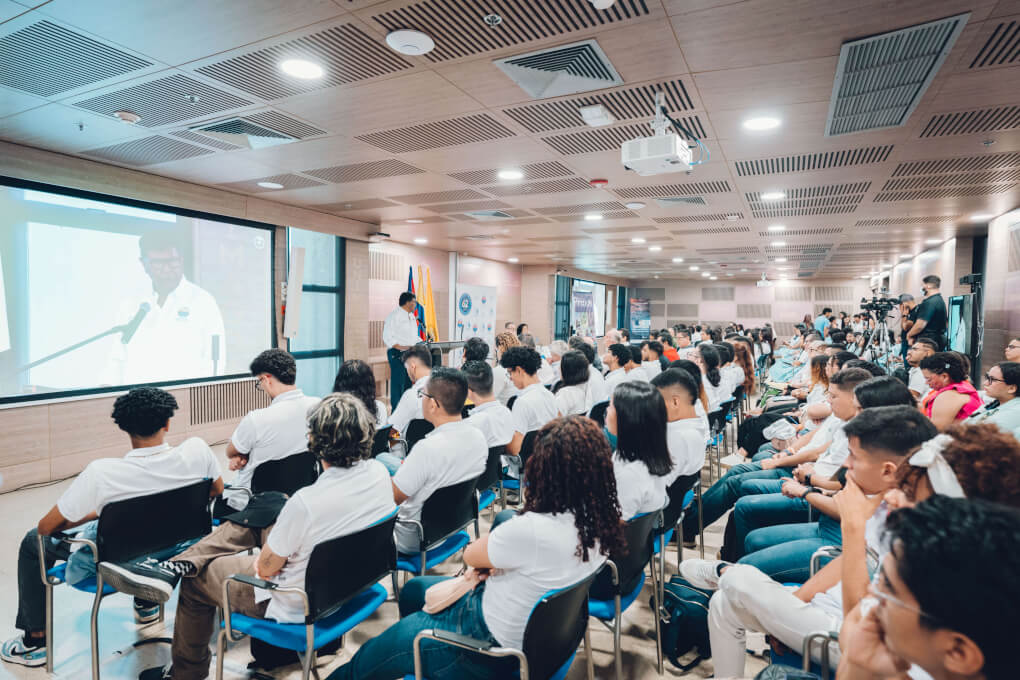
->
[908, 434, 966, 498]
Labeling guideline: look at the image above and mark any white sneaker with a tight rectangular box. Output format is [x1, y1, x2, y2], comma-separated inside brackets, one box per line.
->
[679, 559, 730, 590]
[719, 453, 745, 467]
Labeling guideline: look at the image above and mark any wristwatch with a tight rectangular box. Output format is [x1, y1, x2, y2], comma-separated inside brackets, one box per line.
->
[800, 486, 820, 499]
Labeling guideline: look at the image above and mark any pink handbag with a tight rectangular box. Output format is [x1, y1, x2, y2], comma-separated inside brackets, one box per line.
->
[422, 568, 485, 614]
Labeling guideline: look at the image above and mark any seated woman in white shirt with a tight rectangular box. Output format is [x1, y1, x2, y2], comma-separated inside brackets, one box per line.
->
[554, 350, 594, 416]
[692, 343, 726, 413]
[333, 359, 387, 427]
[329, 415, 626, 680]
[604, 381, 673, 520]
[670, 358, 711, 442]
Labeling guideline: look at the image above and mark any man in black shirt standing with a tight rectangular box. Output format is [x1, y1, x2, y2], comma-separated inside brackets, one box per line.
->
[907, 275, 948, 350]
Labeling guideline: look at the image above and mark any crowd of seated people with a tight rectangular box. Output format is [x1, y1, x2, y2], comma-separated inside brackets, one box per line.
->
[5, 319, 1019, 680]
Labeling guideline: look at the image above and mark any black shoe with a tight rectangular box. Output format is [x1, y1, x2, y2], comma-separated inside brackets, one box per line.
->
[139, 664, 172, 680]
[100, 557, 182, 604]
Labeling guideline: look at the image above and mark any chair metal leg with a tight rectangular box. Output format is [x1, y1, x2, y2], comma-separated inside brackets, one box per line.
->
[391, 571, 400, 600]
[585, 624, 594, 680]
[90, 587, 104, 680]
[215, 629, 228, 680]
[697, 482, 705, 559]
[652, 560, 663, 675]
[300, 649, 314, 680]
[44, 581, 54, 673]
[613, 594, 622, 680]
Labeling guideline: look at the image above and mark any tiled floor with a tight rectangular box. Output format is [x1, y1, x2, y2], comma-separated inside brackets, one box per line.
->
[0, 445, 767, 680]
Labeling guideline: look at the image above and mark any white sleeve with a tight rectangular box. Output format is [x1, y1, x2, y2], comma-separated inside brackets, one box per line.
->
[201, 441, 222, 480]
[511, 401, 529, 436]
[487, 514, 536, 571]
[389, 389, 419, 436]
[908, 369, 926, 396]
[392, 447, 430, 500]
[230, 413, 258, 455]
[382, 310, 397, 348]
[56, 464, 99, 523]
[266, 495, 309, 559]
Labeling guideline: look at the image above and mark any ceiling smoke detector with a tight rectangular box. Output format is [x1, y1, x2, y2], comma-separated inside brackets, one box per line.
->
[385, 29, 435, 56]
[113, 110, 141, 124]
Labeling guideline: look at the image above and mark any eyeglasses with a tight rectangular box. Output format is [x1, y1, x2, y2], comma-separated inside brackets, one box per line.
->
[869, 561, 942, 626]
[254, 375, 266, 392]
[984, 373, 1005, 384]
[417, 388, 435, 401]
[1008, 343, 1020, 350]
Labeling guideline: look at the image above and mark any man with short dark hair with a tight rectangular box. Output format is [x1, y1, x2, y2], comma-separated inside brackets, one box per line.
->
[675, 329, 693, 359]
[389, 344, 433, 437]
[624, 344, 649, 383]
[2, 388, 223, 667]
[383, 292, 422, 408]
[641, 340, 664, 378]
[462, 336, 515, 406]
[814, 307, 833, 337]
[500, 346, 557, 456]
[463, 361, 513, 448]
[905, 338, 937, 400]
[392, 367, 487, 553]
[603, 343, 631, 396]
[651, 368, 707, 491]
[907, 275, 948, 350]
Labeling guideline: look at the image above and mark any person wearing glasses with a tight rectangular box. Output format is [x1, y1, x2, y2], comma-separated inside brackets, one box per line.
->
[391, 367, 486, 554]
[1005, 336, 1020, 362]
[102, 231, 225, 386]
[968, 362, 1020, 439]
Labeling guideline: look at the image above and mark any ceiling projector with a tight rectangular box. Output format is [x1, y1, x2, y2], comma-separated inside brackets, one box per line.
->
[621, 91, 697, 176]
[756, 273, 774, 288]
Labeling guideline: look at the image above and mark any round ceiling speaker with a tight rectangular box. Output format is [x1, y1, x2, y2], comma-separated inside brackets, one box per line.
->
[112, 110, 141, 124]
[589, 178, 609, 188]
[386, 29, 435, 56]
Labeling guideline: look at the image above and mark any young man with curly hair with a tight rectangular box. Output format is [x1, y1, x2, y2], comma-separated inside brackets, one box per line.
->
[500, 346, 557, 457]
[2, 387, 223, 668]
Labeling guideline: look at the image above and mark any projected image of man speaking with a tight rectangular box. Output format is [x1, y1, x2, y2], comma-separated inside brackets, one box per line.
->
[103, 231, 225, 385]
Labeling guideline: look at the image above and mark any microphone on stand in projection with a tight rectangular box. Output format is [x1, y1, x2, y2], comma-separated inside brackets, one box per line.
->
[211, 334, 220, 376]
[120, 302, 151, 344]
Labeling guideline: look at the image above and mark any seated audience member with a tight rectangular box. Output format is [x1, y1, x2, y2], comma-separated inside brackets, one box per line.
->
[651, 368, 707, 493]
[327, 416, 624, 680]
[503, 321, 515, 332]
[392, 368, 487, 554]
[620, 327, 630, 343]
[333, 358, 387, 426]
[554, 350, 594, 416]
[568, 336, 606, 402]
[623, 344, 650, 382]
[904, 338, 937, 401]
[693, 343, 726, 412]
[516, 323, 529, 339]
[546, 340, 569, 385]
[641, 340, 664, 379]
[2, 388, 223, 668]
[500, 346, 558, 457]
[919, 352, 982, 429]
[674, 329, 694, 360]
[786, 355, 829, 406]
[844, 359, 886, 377]
[687, 411, 1020, 679]
[841, 497, 1020, 680]
[716, 342, 743, 395]
[389, 344, 433, 437]
[137, 393, 396, 680]
[217, 350, 320, 511]
[969, 361, 1020, 439]
[659, 332, 681, 362]
[730, 339, 756, 395]
[670, 359, 711, 441]
[605, 382, 672, 519]
[1006, 336, 1020, 362]
[492, 332, 521, 406]
[602, 343, 631, 396]
[462, 361, 514, 448]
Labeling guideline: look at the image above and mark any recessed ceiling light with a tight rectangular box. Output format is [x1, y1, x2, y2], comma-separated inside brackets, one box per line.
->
[649, 245, 662, 252]
[777, 266, 790, 271]
[508, 257, 519, 263]
[775, 257, 787, 262]
[579, 103, 616, 127]
[406, 218, 424, 224]
[740, 268, 748, 272]
[710, 276, 718, 280]
[726, 273, 734, 277]
[672, 257, 684, 263]
[771, 240, 786, 247]
[761, 191, 786, 201]
[689, 265, 699, 271]
[969, 213, 995, 221]
[497, 168, 523, 180]
[925, 237, 944, 244]
[385, 29, 435, 56]
[413, 237, 428, 244]
[585, 213, 603, 221]
[625, 201, 646, 210]
[279, 59, 324, 79]
[630, 236, 645, 243]
[768, 224, 786, 232]
[257, 181, 284, 189]
[701, 271, 711, 277]
[742, 116, 781, 131]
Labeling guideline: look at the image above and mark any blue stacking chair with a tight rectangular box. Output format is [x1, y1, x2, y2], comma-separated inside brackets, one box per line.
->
[394, 476, 480, 593]
[408, 572, 598, 680]
[500, 430, 539, 501]
[217, 511, 399, 680]
[38, 479, 213, 679]
[589, 512, 661, 680]
[476, 446, 506, 519]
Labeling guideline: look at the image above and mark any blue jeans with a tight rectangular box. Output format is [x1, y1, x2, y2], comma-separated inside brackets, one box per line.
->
[681, 462, 785, 540]
[737, 515, 842, 583]
[732, 489, 808, 554]
[328, 578, 515, 680]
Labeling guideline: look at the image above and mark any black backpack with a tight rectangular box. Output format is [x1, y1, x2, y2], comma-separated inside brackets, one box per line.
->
[653, 575, 713, 671]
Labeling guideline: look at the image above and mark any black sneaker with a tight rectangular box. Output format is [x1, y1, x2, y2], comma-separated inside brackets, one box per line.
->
[99, 557, 183, 603]
[138, 664, 172, 680]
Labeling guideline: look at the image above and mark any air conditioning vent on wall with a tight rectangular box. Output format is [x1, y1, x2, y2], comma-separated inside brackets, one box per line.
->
[190, 117, 296, 149]
[493, 39, 623, 100]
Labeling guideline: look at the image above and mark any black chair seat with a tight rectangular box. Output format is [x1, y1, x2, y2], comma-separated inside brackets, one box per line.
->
[251, 450, 319, 497]
[372, 425, 393, 456]
[404, 419, 434, 454]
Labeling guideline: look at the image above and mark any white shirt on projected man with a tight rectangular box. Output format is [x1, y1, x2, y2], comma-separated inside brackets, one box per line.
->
[103, 277, 226, 385]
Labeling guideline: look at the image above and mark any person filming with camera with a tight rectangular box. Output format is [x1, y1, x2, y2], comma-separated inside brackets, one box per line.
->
[906, 275, 948, 351]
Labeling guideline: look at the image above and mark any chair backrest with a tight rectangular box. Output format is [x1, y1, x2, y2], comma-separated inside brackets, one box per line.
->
[595, 511, 658, 596]
[97, 479, 212, 564]
[372, 425, 393, 455]
[732, 384, 745, 404]
[661, 473, 699, 530]
[521, 573, 597, 680]
[304, 512, 398, 623]
[251, 450, 319, 496]
[405, 419, 434, 452]
[476, 446, 505, 491]
[507, 395, 518, 410]
[420, 476, 479, 547]
[587, 400, 610, 427]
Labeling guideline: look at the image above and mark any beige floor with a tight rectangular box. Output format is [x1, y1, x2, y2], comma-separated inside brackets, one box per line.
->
[0, 445, 767, 680]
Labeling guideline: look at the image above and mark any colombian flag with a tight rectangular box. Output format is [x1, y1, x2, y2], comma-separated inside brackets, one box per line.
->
[407, 267, 426, 340]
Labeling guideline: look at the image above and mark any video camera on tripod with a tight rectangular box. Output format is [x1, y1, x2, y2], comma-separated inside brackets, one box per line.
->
[859, 294, 900, 316]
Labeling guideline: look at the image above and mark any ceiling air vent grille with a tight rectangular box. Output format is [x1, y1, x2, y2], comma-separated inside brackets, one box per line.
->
[969, 20, 1020, 69]
[825, 13, 969, 136]
[463, 211, 514, 222]
[534, 201, 626, 216]
[74, 74, 252, 127]
[170, 130, 243, 151]
[81, 135, 214, 166]
[874, 184, 1016, 202]
[356, 114, 515, 153]
[856, 216, 956, 225]
[370, 0, 651, 63]
[552, 211, 637, 222]
[541, 119, 706, 155]
[757, 227, 844, 236]
[616, 181, 731, 199]
[304, 159, 424, 184]
[653, 213, 744, 223]
[0, 20, 152, 97]
[389, 189, 487, 205]
[734, 145, 893, 176]
[195, 24, 411, 100]
[919, 105, 1020, 137]
[449, 161, 573, 185]
[242, 111, 324, 139]
[697, 247, 760, 255]
[503, 78, 694, 133]
[484, 177, 592, 197]
[655, 196, 707, 206]
[882, 168, 1020, 190]
[424, 200, 513, 214]
[891, 152, 1020, 176]
[670, 225, 750, 235]
[746, 182, 869, 218]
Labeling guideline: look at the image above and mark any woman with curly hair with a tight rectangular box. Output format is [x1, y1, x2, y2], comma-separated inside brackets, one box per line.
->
[492, 331, 521, 405]
[332, 358, 387, 426]
[730, 337, 757, 395]
[329, 416, 624, 680]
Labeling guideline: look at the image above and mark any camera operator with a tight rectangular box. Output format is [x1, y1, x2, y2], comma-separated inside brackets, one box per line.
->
[898, 293, 918, 361]
[906, 275, 948, 351]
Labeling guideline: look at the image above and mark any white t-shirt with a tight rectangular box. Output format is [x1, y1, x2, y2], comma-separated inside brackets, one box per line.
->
[466, 400, 514, 447]
[382, 306, 420, 348]
[694, 400, 711, 443]
[226, 389, 321, 509]
[491, 364, 518, 406]
[813, 421, 849, 478]
[587, 365, 607, 404]
[392, 419, 487, 552]
[511, 383, 558, 436]
[389, 374, 430, 437]
[665, 417, 706, 482]
[612, 452, 667, 520]
[263, 460, 396, 622]
[483, 512, 607, 649]
[805, 382, 826, 405]
[703, 374, 727, 413]
[624, 365, 649, 383]
[907, 366, 930, 401]
[675, 346, 693, 360]
[374, 400, 388, 427]
[536, 358, 556, 386]
[57, 438, 220, 523]
[641, 361, 663, 380]
[603, 367, 627, 397]
[555, 383, 591, 416]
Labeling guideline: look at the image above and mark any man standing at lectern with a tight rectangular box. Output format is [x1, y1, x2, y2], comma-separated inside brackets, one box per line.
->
[103, 232, 225, 386]
[383, 292, 422, 408]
